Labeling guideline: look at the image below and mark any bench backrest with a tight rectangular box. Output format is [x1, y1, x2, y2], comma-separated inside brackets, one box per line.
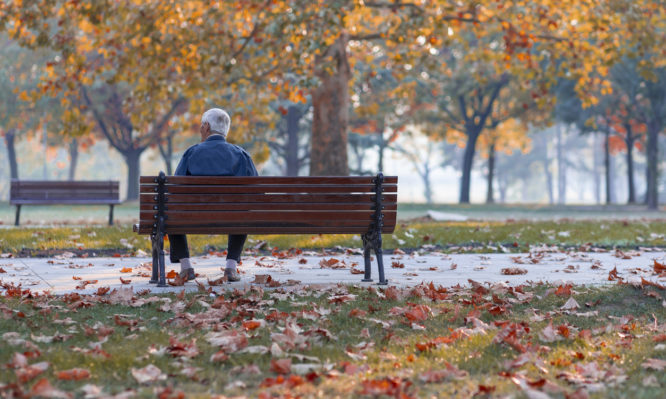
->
[136, 175, 397, 235]
[10, 180, 120, 204]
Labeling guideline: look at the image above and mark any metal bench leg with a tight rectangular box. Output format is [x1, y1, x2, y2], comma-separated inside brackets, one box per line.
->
[361, 233, 373, 282]
[108, 204, 114, 226]
[14, 205, 21, 226]
[149, 234, 159, 284]
[158, 241, 167, 287]
[374, 235, 387, 285]
[156, 216, 167, 287]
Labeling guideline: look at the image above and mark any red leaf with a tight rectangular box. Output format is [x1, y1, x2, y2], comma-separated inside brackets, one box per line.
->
[56, 368, 90, 381]
[270, 358, 291, 375]
[119, 277, 132, 284]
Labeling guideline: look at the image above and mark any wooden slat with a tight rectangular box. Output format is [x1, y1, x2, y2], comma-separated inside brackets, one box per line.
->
[140, 210, 390, 222]
[136, 226, 396, 235]
[140, 184, 396, 194]
[140, 176, 398, 185]
[11, 199, 122, 205]
[141, 193, 398, 204]
[139, 203, 398, 211]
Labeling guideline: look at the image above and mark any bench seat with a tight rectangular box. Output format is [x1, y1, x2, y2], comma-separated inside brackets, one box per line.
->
[10, 180, 121, 225]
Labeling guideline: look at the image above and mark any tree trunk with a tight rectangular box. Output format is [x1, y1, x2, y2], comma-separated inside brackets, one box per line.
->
[486, 143, 496, 204]
[4, 129, 18, 180]
[646, 121, 660, 209]
[625, 130, 636, 204]
[423, 162, 433, 204]
[310, 33, 350, 176]
[68, 138, 78, 181]
[592, 133, 602, 204]
[542, 158, 554, 205]
[556, 124, 566, 204]
[604, 129, 612, 204]
[158, 135, 174, 175]
[123, 149, 143, 201]
[459, 129, 480, 203]
[286, 105, 302, 176]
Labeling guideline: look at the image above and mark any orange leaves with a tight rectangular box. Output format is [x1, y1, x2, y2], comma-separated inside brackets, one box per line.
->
[360, 377, 412, 397]
[56, 368, 90, 381]
[242, 320, 262, 331]
[166, 269, 178, 279]
[555, 284, 573, 296]
[119, 277, 132, 285]
[654, 260, 666, 274]
[120, 267, 132, 273]
[608, 267, 621, 281]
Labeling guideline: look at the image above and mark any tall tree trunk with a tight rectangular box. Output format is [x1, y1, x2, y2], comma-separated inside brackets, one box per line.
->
[68, 138, 78, 181]
[604, 129, 612, 204]
[556, 124, 566, 204]
[592, 133, 602, 204]
[286, 105, 302, 176]
[486, 143, 496, 204]
[459, 129, 480, 203]
[310, 33, 350, 176]
[123, 149, 142, 201]
[625, 131, 636, 204]
[423, 162, 433, 204]
[646, 121, 660, 209]
[4, 129, 18, 180]
[158, 135, 174, 175]
[542, 157, 554, 205]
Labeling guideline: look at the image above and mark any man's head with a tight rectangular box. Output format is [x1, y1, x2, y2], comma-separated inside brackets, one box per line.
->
[200, 108, 231, 141]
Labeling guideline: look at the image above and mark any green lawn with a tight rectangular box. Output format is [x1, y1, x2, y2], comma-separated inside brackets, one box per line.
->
[1, 283, 665, 398]
[1, 219, 664, 256]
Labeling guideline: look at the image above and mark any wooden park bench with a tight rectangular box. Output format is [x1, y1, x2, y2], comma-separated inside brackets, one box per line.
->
[10, 180, 121, 226]
[133, 172, 398, 287]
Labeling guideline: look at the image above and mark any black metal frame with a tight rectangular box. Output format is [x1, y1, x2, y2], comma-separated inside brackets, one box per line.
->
[149, 172, 168, 287]
[361, 173, 388, 285]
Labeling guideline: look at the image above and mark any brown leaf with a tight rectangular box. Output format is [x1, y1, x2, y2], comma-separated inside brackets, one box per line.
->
[391, 261, 405, 269]
[501, 267, 528, 275]
[319, 258, 345, 269]
[29, 378, 71, 398]
[654, 260, 666, 274]
[16, 362, 49, 383]
[270, 358, 291, 375]
[252, 274, 272, 284]
[56, 368, 90, 381]
[119, 277, 132, 285]
[167, 337, 200, 358]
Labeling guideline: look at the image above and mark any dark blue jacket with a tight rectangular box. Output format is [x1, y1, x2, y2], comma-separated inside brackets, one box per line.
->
[175, 135, 258, 177]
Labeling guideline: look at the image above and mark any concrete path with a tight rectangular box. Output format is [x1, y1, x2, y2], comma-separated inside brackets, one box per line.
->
[1, 249, 665, 295]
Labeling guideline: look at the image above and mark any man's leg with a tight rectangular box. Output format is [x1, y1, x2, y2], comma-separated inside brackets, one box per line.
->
[225, 234, 247, 281]
[169, 234, 194, 280]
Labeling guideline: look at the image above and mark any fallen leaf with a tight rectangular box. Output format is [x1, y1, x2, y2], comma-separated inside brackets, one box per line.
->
[30, 378, 71, 398]
[501, 267, 528, 275]
[120, 267, 132, 273]
[270, 358, 291, 374]
[561, 297, 580, 311]
[16, 362, 49, 383]
[119, 277, 132, 285]
[56, 368, 90, 381]
[131, 364, 166, 384]
[642, 358, 666, 371]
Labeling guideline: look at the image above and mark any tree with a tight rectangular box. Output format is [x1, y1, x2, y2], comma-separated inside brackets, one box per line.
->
[264, 100, 311, 176]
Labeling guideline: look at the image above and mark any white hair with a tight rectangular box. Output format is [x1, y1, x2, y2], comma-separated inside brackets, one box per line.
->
[201, 108, 231, 138]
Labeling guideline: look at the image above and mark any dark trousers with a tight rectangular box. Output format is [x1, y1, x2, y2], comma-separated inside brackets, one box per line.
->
[168, 234, 247, 264]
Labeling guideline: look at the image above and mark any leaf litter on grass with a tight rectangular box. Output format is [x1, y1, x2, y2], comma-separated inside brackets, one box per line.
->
[2, 275, 666, 398]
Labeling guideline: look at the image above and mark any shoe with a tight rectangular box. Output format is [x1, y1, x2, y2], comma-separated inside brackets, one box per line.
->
[179, 268, 195, 281]
[224, 268, 241, 282]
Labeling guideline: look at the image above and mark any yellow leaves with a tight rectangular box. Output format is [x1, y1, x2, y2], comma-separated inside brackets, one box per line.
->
[18, 91, 29, 102]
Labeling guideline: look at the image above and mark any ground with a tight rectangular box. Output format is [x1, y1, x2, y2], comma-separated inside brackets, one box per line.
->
[0, 203, 665, 398]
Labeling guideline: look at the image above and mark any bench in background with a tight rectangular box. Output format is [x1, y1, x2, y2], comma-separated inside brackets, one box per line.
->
[10, 180, 121, 226]
[134, 172, 397, 286]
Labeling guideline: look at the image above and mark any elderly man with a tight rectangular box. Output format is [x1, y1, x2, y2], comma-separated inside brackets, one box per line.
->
[168, 108, 258, 282]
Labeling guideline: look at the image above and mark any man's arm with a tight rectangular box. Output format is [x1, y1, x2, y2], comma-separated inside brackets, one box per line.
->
[174, 147, 194, 176]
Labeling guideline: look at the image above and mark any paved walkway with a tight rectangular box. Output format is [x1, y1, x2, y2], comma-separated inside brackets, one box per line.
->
[1, 250, 665, 295]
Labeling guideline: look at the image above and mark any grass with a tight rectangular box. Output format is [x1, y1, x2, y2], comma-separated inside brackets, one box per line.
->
[0, 219, 665, 256]
[1, 283, 665, 398]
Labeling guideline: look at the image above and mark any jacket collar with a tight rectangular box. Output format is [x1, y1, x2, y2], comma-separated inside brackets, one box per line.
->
[205, 134, 226, 142]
